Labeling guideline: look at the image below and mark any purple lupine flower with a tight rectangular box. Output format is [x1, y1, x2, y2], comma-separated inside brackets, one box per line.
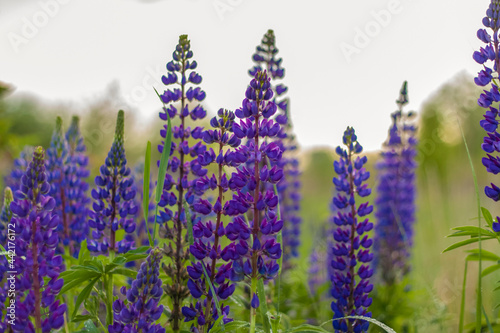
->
[182, 109, 243, 329]
[374, 82, 417, 285]
[88, 110, 137, 254]
[9, 147, 66, 333]
[0, 187, 13, 332]
[474, 1, 500, 201]
[225, 70, 284, 287]
[157, 34, 208, 331]
[109, 247, 165, 333]
[64, 116, 91, 255]
[4, 146, 34, 193]
[46, 117, 72, 254]
[249, 30, 302, 268]
[330, 127, 373, 333]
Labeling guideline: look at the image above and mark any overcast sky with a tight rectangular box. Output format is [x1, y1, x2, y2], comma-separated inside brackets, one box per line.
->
[0, 0, 489, 151]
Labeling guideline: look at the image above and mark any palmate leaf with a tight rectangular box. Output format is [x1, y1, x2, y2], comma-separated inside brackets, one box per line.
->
[209, 321, 250, 333]
[73, 319, 100, 333]
[482, 264, 500, 277]
[257, 280, 271, 333]
[319, 316, 396, 333]
[466, 249, 500, 262]
[482, 207, 494, 228]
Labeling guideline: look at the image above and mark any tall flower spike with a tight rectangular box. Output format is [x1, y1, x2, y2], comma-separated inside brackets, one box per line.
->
[225, 70, 284, 291]
[63, 116, 90, 255]
[109, 248, 165, 333]
[88, 110, 138, 254]
[474, 1, 500, 202]
[374, 82, 417, 285]
[157, 34, 208, 331]
[330, 128, 373, 333]
[46, 117, 71, 254]
[182, 109, 243, 330]
[0, 187, 13, 332]
[249, 30, 302, 269]
[9, 147, 66, 333]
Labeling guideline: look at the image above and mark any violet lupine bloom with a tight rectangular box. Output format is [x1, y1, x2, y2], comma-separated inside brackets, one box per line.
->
[9, 147, 66, 333]
[330, 127, 373, 333]
[109, 247, 165, 333]
[64, 116, 90, 255]
[225, 70, 284, 300]
[249, 29, 302, 267]
[474, 1, 500, 206]
[157, 34, 208, 330]
[374, 82, 417, 285]
[4, 146, 34, 193]
[88, 110, 138, 254]
[0, 187, 13, 332]
[182, 109, 243, 329]
[46, 117, 71, 253]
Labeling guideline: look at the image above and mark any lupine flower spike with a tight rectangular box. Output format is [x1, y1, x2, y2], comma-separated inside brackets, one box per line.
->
[250, 29, 302, 268]
[64, 116, 91, 255]
[46, 117, 71, 254]
[157, 34, 208, 330]
[9, 147, 66, 333]
[0, 187, 14, 332]
[109, 247, 165, 333]
[374, 81, 417, 285]
[225, 70, 284, 330]
[182, 109, 243, 330]
[474, 1, 500, 218]
[88, 110, 138, 254]
[330, 127, 373, 333]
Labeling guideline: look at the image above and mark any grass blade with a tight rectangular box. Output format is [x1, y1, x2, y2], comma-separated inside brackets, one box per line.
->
[257, 279, 271, 333]
[143, 141, 153, 247]
[459, 260, 468, 333]
[153, 87, 173, 244]
[456, 115, 482, 333]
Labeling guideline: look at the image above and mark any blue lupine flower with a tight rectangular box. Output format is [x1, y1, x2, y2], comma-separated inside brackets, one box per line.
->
[64, 116, 91, 255]
[249, 30, 302, 268]
[0, 187, 13, 332]
[182, 109, 243, 330]
[108, 247, 165, 333]
[157, 34, 208, 331]
[4, 146, 34, 193]
[88, 110, 137, 254]
[330, 128, 373, 333]
[474, 1, 500, 201]
[9, 147, 66, 333]
[374, 81, 417, 285]
[224, 70, 284, 290]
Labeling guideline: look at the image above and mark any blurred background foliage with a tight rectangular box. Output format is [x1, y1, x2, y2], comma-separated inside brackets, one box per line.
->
[0, 71, 498, 332]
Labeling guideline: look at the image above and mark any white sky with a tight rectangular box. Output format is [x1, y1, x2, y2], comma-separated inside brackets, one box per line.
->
[0, 0, 489, 151]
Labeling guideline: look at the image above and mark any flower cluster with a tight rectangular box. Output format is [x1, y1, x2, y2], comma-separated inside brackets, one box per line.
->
[249, 29, 302, 268]
[330, 127, 373, 333]
[182, 109, 243, 330]
[474, 1, 500, 203]
[88, 110, 137, 254]
[225, 70, 284, 296]
[157, 34, 208, 331]
[9, 147, 66, 333]
[64, 116, 91, 254]
[374, 82, 417, 285]
[0, 187, 13, 332]
[109, 247, 165, 333]
[4, 146, 34, 193]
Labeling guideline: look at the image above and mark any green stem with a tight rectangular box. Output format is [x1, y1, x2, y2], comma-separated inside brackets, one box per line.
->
[250, 277, 258, 333]
[105, 271, 114, 326]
